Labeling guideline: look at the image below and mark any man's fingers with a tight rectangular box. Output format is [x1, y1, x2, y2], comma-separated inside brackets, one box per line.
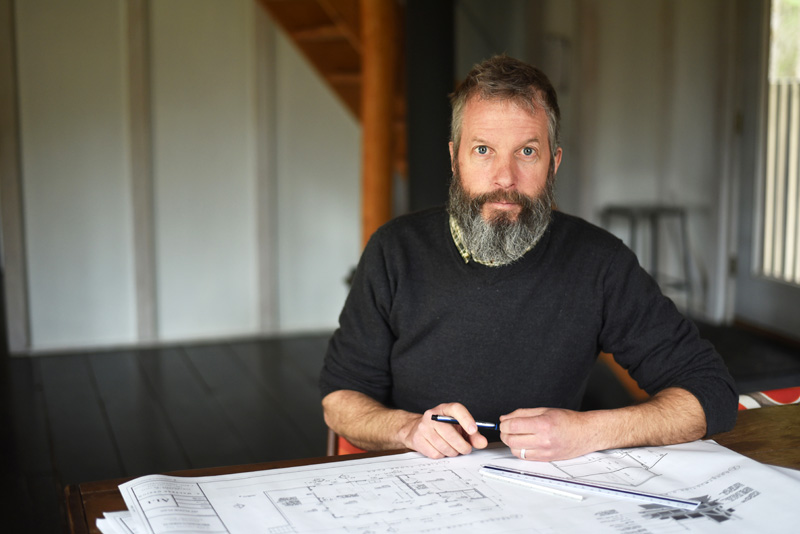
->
[437, 403, 479, 435]
[499, 415, 537, 435]
[414, 409, 475, 458]
[499, 409, 559, 436]
[500, 407, 546, 419]
[421, 428, 470, 458]
[434, 423, 473, 456]
[468, 432, 488, 449]
[415, 403, 490, 458]
[512, 447, 548, 461]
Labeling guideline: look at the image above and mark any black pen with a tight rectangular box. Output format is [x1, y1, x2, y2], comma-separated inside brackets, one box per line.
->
[431, 414, 499, 431]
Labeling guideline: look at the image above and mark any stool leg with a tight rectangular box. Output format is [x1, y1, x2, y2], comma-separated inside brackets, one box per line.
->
[679, 212, 693, 313]
[650, 213, 659, 284]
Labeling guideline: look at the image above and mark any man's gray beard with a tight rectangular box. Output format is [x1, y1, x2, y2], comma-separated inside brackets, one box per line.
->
[447, 165, 555, 266]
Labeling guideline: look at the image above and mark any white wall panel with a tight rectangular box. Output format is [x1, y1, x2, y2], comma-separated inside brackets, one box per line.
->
[150, 0, 259, 340]
[16, 0, 136, 349]
[668, 0, 728, 316]
[592, 0, 664, 207]
[274, 30, 361, 332]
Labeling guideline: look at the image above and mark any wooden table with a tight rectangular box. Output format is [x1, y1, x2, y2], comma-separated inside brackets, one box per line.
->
[65, 404, 800, 534]
[711, 404, 800, 468]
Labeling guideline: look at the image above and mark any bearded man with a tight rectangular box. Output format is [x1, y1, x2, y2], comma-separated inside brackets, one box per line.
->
[319, 55, 737, 462]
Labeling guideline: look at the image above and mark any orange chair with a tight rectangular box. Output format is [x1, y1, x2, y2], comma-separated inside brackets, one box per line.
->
[737, 387, 800, 410]
[326, 428, 366, 456]
[597, 352, 650, 402]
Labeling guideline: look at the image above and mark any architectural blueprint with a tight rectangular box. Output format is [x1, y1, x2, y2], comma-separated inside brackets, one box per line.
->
[108, 440, 800, 534]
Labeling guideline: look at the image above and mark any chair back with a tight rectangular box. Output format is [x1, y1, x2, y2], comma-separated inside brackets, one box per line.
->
[738, 387, 800, 410]
[326, 428, 366, 455]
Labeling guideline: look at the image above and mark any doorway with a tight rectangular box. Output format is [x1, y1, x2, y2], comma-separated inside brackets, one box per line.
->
[734, 0, 800, 342]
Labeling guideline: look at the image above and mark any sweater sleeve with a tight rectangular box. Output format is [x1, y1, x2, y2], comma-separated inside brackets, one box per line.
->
[598, 243, 738, 436]
[319, 229, 396, 404]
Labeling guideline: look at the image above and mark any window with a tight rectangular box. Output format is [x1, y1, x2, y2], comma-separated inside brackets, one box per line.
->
[762, 0, 800, 284]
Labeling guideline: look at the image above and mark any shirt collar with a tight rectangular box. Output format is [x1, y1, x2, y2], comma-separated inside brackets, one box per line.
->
[449, 214, 472, 264]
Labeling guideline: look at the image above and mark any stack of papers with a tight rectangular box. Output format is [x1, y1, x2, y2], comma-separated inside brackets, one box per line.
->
[98, 440, 800, 533]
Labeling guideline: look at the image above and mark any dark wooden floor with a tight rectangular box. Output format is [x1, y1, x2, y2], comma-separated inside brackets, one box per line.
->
[0, 334, 332, 534]
[695, 321, 800, 394]
[1, 324, 799, 534]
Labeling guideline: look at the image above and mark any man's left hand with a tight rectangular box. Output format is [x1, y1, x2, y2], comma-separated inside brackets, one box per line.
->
[498, 408, 596, 461]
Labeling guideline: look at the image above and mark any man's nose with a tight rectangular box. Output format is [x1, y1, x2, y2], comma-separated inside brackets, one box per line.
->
[493, 154, 517, 189]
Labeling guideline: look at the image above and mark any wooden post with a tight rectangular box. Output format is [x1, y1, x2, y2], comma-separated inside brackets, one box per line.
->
[360, 0, 397, 247]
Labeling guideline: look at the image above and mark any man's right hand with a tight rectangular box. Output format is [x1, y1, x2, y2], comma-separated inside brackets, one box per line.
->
[400, 402, 489, 459]
[322, 391, 488, 458]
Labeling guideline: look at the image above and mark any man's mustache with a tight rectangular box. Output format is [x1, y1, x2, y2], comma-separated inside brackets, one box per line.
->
[472, 189, 536, 208]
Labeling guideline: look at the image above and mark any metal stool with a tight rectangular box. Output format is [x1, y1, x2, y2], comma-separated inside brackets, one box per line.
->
[600, 205, 693, 311]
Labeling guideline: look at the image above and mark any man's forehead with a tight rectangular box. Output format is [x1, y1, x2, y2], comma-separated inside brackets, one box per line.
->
[461, 97, 547, 136]
[466, 94, 540, 114]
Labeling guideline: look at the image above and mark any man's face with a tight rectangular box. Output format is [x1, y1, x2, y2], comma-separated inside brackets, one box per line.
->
[449, 97, 562, 222]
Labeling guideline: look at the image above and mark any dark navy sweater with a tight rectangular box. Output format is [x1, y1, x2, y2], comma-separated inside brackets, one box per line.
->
[320, 208, 738, 436]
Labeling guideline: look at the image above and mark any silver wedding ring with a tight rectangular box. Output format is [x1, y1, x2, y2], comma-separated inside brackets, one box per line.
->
[520, 448, 526, 460]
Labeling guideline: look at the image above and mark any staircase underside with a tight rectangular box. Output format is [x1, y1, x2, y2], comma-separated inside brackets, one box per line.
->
[259, 0, 406, 175]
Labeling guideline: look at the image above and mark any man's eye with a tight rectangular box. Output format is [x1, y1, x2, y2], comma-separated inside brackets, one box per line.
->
[522, 147, 534, 156]
[476, 146, 488, 155]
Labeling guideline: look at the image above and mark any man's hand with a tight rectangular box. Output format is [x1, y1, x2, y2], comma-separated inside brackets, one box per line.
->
[322, 391, 488, 458]
[401, 403, 489, 459]
[498, 388, 707, 462]
[499, 408, 594, 461]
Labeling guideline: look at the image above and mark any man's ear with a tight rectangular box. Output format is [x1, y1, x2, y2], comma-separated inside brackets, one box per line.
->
[448, 141, 456, 172]
[553, 147, 563, 175]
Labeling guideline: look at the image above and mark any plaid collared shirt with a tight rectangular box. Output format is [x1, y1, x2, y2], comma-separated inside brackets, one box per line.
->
[448, 215, 473, 264]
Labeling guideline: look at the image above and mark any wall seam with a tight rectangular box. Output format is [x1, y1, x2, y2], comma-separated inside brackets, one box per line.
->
[128, 0, 158, 342]
[0, 0, 31, 354]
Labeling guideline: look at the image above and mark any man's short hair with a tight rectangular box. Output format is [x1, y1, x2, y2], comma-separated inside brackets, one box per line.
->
[450, 55, 561, 158]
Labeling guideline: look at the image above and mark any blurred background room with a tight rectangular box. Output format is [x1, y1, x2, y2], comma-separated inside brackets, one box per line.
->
[1, 0, 799, 531]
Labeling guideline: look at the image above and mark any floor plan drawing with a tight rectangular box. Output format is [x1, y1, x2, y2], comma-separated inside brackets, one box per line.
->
[195, 456, 536, 534]
[115, 442, 800, 534]
[256, 465, 505, 533]
[551, 448, 668, 487]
